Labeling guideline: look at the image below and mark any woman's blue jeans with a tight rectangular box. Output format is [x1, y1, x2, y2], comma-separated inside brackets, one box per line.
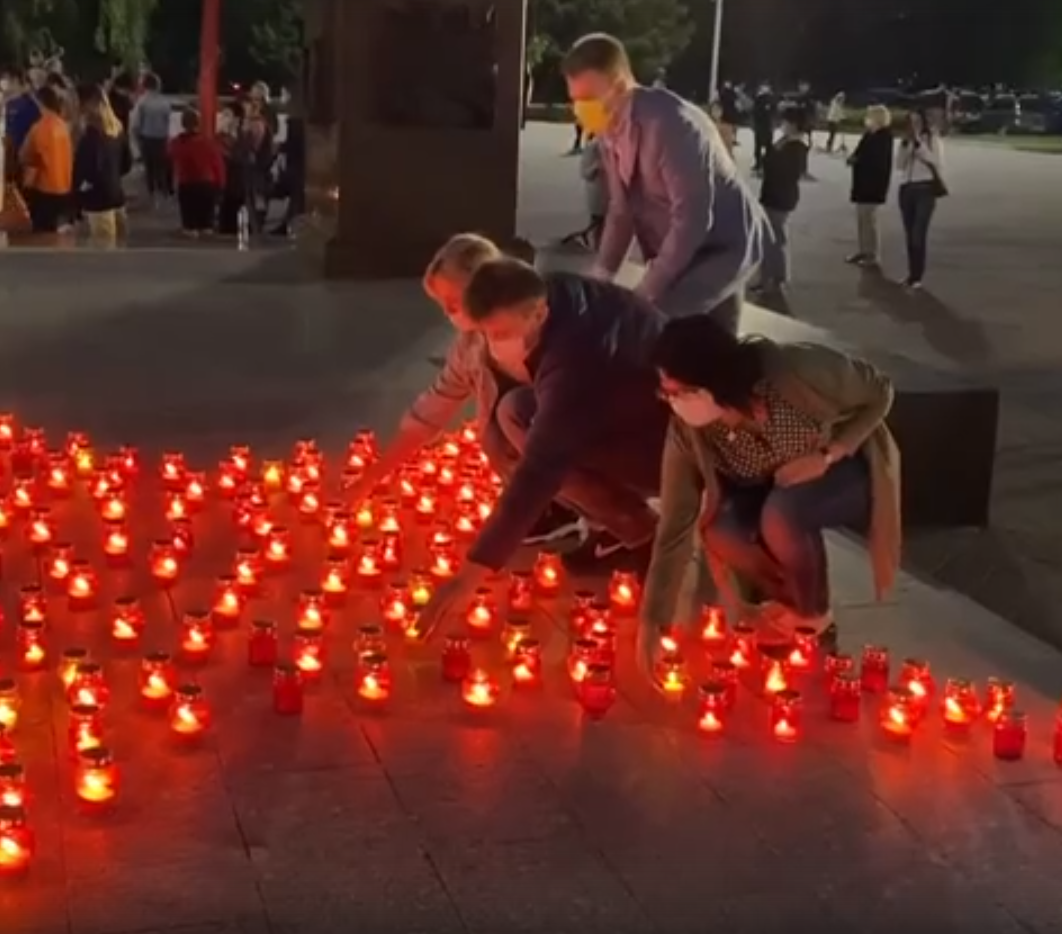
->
[701, 455, 871, 617]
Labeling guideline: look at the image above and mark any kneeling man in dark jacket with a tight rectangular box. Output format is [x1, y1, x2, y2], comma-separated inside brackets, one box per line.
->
[411, 257, 671, 638]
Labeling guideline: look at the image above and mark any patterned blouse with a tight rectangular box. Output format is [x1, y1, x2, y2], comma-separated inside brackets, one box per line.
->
[705, 382, 825, 483]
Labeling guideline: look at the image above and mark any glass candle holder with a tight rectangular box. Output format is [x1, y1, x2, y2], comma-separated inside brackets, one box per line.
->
[396, 467, 419, 505]
[656, 652, 688, 699]
[770, 689, 803, 742]
[453, 503, 480, 538]
[569, 590, 597, 633]
[728, 623, 758, 670]
[379, 533, 403, 570]
[787, 626, 819, 673]
[860, 645, 890, 693]
[414, 491, 438, 524]
[349, 428, 378, 466]
[323, 510, 353, 552]
[984, 678, 1016, 724]
[110, 597, 144, 648]
[941, 678, 981, 731]
[228, 444, 252, 478]
[436, 458, 458, 490]
[138, 652, 176, 708]
[113, 444, 139, 478]
[355, 624, 387, 661]
[216, 461, 241, 497]
[356, 653, 392, 702]
[381, 583, 411, 628]
[1053, 709, 1062, 766]
[293, 626, 326, 679]
[762, 658, 790, 696]
[18, 586, 46, 624]
[74, 747, 119, 809]
[297, 590, 329, 631]
[352, 499, 375, 532]
[0, 763, 26, 808]
[441, 634, 472, 683]
[66, 561, 98, 609]
[149, 539, 180, 587]
[160, 451, 186, 488]
[170, 519, 194, 556]
[992, 710, 1027, 761]
[26, 509, 54, 549]
[0, 413, 14, 448]
[0, 681, 20, 731]
[709, 660, 740, 710]
[58, 648, 90, 690]
[829, 673, 862, 722]
[533, 551, 563, 596]
[880, 686, 916, 742]
[466, 588, 497, 636]
[16, 621, 46, 671]
[296, 484, 322, 521]
[318, 555, 351, 603]
[234, 547, 263, 594]
[68, 703, 104, 757]
[211, 576, 244, 625]
[579, 664, 616, 719]
[261, 526, 291, 568]
[587, 618, 617, 665]
[357, 540, 386, 584]
[567, 638, 599, 685]
[169, 684, 210, 739]
[179, 611, 214, 663]
[164, 493, 189, 523]
[461, 669, 499, 709]
[696, 681, 729, 735]
[46, 542, 73, 584]
[261, 460, 284, 491]
[898, 658, 935, 716]
[248, 620, 279, 668]
[183, 470, 207, 507]
[508, 570, 534, 614]
[102, 521, 130, 565]
[512, 639, 543, 686]
[699, 606, 728, 646]
[273, 663, 304, 715]
[607, 571, 639, 615]
[45, 454, 73, 496]
[99, 491, 127, 523]
[376, 499, 402, 535]
[409, 572, 434, 608]
[0, 805, 34, 875]
[67, 662, 110, 709]
[823, 651, 855, 688]
[501, 618, 533, 657]
[0, 728, 14, 765]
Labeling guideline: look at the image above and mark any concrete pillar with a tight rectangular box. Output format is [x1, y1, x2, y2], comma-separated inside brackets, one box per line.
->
[306, 0, 527, 279]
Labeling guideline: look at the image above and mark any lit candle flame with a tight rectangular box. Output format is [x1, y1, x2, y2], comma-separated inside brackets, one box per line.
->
[698, 711, 723, 733]
[765, 663, 788, 695]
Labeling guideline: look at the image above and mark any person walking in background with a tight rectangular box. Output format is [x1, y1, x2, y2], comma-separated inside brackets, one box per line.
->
[716, 81, 741, 155]
[19, 85, 72, 234]
[169, 110, 225, 237]
[753, 107, 809, 297]
[896, 109, 946, 289]
[132, 73, 172, 204]
[73, 85, 126, 247]
[845, 105, 894, 267]
[752, 82, 776, 175]
[825, 91, 847, 154]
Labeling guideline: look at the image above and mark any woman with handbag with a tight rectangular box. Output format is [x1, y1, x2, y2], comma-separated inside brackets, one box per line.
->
[896, 110, 946, 290]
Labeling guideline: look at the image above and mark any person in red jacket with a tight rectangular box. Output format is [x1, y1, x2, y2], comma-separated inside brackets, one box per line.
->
[168, 109, 225, 236]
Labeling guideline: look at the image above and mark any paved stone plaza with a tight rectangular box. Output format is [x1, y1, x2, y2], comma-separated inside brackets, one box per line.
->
[0, 125, 1059, 933]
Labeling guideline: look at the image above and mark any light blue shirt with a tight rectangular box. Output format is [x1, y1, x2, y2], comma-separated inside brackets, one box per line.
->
[133, 92, 172, 140]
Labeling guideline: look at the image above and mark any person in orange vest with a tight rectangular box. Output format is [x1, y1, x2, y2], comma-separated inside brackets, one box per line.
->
[19, 85, 72, 233]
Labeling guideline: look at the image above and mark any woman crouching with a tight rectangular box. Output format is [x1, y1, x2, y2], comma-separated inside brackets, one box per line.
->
[638, 315, 900, 667]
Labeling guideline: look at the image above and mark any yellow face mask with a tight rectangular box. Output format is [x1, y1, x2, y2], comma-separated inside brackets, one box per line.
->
[573, 100, 609, 136]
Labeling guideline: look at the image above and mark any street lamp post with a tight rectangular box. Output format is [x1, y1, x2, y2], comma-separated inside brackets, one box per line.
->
[708, 0, 724, 102]
[198, 0, 221, 136]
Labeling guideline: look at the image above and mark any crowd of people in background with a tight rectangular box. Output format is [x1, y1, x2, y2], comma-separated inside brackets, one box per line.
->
[0, 53, 306, 246]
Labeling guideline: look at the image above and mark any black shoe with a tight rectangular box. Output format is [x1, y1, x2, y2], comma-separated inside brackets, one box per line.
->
[561, 530, 652, 577]
[522, 506, 585, 546]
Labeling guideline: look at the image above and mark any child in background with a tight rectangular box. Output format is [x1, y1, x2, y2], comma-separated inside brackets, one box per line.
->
[168, 109, 225, 236]
[753, 107, 809, 296]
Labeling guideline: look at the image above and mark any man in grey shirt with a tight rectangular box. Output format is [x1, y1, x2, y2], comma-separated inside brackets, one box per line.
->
[563, 34, 765, 326]
[132, 73, 172, 202]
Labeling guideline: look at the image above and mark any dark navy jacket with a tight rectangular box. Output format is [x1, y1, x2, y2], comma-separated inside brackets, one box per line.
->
[467, 272, 668, 570]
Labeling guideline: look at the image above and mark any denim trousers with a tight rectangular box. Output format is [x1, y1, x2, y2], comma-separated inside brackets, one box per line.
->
[700, 455, 871, 616]
[898, 181, 937, 281]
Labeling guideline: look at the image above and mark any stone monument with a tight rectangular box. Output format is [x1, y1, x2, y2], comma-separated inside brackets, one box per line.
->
[303, 0, 527, 279]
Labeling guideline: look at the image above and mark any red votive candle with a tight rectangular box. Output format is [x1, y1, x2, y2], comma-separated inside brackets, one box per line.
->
[381, 583, 411, 628]
[770, 689, 802, 742]
[696, 681, 729, 735]
[880, 686, 916, 742]
[508, 570, 534, 613]
[0, 806, 34, 875]
[149, 539, 180, 587]
[710, 660, 739, 710]
[533, 551, 563, 595]
[16, 622, 46, 671]
[26, 509, 54, 549]
[829, 673, 862, 722]
[66, 561, 98, 610]
[992, 711, 1027, 761]
[179, 611, 214, 663]
[860, 645, 890, 693]
[110, 597, 144, 648]
[579, 664, 616, 719]
[160, 452, 186, 488]
[824, 651, 855, 688]
[293, 625, 325, 679]
[212, 576, 244, 625]
[356, 653, 392, 703]
[273, 663, 304, 715]
[46, 541, 73, 583]
[898, 658, 935, 718]
[441, 634, 472, 683]
[73, 747, 119, 810]
[607, 570, 639, 615]
[941, 678, 980, 731]
[700, 606, 728, 647]
[984, 678, 1016, 724]
[728, 623, 758, 670]
[787, 625, 819, 673]
[138, 652, 176, 708]
[169, 684, 210, 740]
[297, 590, 329, 631]
[465, 588, 497, 636]
[68, 702, 104, 757]
[461, 669, 499, 709]
[264, 526, 291, 568]
[248, 620, 279, 668]
[511, 638, 543, 686]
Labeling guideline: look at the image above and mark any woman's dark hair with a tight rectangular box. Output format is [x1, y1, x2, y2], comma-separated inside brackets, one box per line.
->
[652, 315, 766, 412]
[36, 85, 62, 113]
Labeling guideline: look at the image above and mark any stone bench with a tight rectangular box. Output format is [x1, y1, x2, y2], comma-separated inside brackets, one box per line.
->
[736, 304, 999, 528]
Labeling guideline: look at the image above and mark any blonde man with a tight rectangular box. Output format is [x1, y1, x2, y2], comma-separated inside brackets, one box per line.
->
[344, 233, 584, 546]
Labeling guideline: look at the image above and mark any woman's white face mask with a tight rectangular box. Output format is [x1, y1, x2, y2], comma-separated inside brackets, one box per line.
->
[668, 391, 725, 427]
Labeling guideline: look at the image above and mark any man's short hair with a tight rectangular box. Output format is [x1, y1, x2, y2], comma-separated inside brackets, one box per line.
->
[464, 258, 547, 321]
[562, 34, 630, 78]
[36, 85, 62, 113]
